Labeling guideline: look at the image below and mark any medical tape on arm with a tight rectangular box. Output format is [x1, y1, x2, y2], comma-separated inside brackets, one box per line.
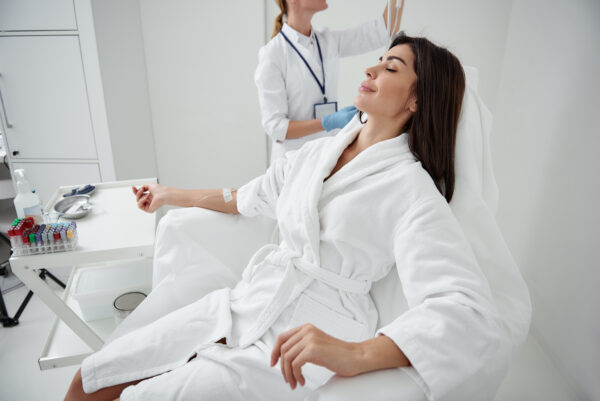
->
[222, 188, 233, 203]
[194, 189, 236, 206]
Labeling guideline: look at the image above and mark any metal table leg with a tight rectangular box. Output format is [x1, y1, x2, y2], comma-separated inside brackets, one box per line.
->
[10, 259, 104, 351]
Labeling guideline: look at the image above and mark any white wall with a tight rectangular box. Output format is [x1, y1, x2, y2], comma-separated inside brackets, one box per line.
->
[91, 0, 157, 181]
[266, 0, 513, 113]
[139, 0, 267, 189]
[493, 1, 600, 400]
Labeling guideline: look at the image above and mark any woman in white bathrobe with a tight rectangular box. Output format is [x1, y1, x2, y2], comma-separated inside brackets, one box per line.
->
[65, 34, 503, 401]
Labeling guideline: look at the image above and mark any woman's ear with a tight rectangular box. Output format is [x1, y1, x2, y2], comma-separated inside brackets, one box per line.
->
[408, 97, 417, 113]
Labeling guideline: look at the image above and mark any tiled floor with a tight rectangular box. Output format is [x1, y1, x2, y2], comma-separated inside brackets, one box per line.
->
[0, 282, 581, 401]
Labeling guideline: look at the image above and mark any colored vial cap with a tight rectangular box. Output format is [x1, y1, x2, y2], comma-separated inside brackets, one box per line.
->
[66, 230, 74, 239]
[29, 233, 36, 243]
[54, 232, 61, 240]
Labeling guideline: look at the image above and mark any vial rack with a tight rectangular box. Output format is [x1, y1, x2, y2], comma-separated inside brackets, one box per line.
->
[8, 217, 78, 256]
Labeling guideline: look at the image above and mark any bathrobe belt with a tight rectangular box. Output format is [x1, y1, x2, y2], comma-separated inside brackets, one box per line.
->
[276, 249, 371, 294]
[239, 245, 371, 347]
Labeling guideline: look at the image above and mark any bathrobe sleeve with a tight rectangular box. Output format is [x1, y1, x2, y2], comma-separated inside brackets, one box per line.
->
[327, 15, 388, 58]
[377, 197, 502, 401]
[236, 150, 297, 219]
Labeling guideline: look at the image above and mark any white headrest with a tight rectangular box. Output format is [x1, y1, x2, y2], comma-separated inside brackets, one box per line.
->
[453, 65, 498, 212]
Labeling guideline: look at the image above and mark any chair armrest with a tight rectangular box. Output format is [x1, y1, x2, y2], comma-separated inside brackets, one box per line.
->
[304, 368, 427, 401]
[109, 207, 275, 342]
[154, 207, 276, 282]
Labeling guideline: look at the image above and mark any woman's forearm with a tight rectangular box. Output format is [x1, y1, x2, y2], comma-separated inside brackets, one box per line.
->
[285, 119, 324, 139]
[164, 188, 239, 214]
[355, 334, 411, 374]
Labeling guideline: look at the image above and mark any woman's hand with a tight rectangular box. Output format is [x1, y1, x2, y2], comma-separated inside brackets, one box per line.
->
[131, 184, 169, 213]
[271, 324, 411, 390]
[270, 323, 363, 390]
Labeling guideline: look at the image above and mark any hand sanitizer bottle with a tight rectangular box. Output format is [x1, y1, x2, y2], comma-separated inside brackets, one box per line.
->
[13, 169, 42, 223]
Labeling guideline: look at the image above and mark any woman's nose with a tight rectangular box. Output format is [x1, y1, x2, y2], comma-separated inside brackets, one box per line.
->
[364, 66, 377, 79]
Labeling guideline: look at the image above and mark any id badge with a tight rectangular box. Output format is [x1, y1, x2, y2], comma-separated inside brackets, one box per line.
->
[314, 101, 338, 119]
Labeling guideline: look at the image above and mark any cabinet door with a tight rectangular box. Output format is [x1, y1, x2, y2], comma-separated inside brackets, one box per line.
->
[0, 0, 77, 31]
[0, 35, 97, 160]
[11, 162, 101, 205]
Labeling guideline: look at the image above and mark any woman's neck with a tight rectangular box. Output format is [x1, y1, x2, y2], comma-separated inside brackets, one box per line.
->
[286, 9, 314, 37]
[354, 116, 406, 153]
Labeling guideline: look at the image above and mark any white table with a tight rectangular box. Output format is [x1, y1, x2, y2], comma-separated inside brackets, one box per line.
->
[9, 178, 157, 369]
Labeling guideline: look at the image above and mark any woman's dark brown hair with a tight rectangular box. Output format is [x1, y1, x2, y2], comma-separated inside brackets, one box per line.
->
[361, 33, 465, 202]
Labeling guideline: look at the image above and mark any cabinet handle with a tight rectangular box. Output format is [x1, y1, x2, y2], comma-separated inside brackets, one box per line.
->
[12, 150, 19, 156]
[0, 87, 14, 128]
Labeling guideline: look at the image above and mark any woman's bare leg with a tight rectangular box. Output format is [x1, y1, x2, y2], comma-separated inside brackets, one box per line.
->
[64, 369, 143, 401]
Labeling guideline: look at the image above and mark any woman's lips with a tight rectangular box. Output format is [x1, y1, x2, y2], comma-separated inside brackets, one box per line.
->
[359, 83, 375, 92]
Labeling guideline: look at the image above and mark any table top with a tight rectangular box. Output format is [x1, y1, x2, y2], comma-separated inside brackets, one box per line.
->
[9, 178, 158, 267]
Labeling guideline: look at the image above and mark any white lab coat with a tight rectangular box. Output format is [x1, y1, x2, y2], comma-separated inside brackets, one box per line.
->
[255, 17, 388, 163]
[81, 117, 502, 401]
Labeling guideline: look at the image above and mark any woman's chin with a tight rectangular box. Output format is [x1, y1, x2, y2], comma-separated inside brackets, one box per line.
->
[354, 103, 371, 115]
[353, 98, 367, 112]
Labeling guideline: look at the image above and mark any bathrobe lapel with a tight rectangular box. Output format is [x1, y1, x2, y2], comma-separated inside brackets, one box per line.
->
[319, 122, 417, 206]
[289, 116, 417, 261]
[297, 118, 363, 264]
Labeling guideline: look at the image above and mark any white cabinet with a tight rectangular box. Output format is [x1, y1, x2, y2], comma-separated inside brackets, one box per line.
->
[0, 0, 77, 31]
[0, 35, 97, 160]
[0, 0, 157, 204]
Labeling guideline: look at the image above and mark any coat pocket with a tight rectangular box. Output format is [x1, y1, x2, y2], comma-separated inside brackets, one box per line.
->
[290, 293, 368, 343]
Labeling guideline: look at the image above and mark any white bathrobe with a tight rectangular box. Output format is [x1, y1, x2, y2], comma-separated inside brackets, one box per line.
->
[81, 116, 502, 401]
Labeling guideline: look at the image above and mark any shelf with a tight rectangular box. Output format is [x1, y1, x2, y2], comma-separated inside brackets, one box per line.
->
[38, 258, 152, 370]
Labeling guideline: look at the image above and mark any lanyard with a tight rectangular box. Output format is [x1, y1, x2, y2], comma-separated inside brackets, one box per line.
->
[280, 30, 327, 102]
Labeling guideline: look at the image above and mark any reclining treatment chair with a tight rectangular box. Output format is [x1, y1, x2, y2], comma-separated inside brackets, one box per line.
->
[110, 68, 531, 401]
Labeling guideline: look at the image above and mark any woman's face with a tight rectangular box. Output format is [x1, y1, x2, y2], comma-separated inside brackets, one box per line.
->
[354, 44, 418, 119]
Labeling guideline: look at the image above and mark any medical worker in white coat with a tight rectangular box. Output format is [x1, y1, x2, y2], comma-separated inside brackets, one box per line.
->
[65, 34, 513, 401]
[257, 0, 405, 163]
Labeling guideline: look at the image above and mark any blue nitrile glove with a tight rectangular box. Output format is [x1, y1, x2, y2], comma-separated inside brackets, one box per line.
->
[321, 106, 358, 132]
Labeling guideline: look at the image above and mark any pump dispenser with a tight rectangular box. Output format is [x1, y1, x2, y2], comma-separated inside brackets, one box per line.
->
[13, 169, 42, 223]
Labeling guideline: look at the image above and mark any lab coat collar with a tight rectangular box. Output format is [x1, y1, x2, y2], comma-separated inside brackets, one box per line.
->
[281, 23, 316, 49]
